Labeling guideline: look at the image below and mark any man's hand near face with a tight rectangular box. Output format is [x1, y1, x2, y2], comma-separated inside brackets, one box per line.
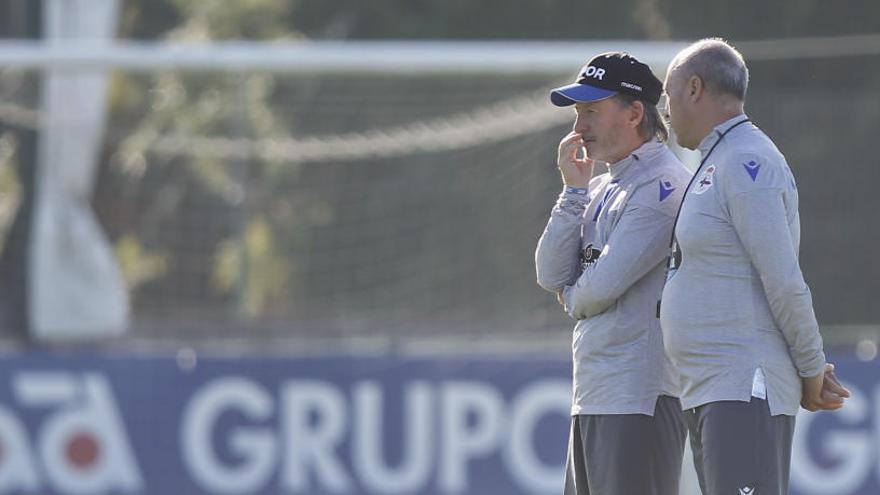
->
[557, 131, 595, 188]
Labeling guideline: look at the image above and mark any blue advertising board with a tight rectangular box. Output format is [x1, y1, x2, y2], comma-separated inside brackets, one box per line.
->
[0, 350, 874, 494]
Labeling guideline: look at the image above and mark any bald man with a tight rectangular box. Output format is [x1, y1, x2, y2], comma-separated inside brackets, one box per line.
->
[659, 38, 851, 495]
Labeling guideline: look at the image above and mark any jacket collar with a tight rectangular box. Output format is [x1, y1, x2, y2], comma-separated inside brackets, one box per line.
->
[608, 139, 665, 180]
[697, 113, 749, 157]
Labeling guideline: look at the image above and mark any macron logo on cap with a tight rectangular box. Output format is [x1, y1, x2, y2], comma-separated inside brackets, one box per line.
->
[580, 65, 606, 80]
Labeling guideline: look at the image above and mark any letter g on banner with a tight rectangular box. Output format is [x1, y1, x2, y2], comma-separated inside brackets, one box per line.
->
[790, 380, 873, 494]
[182, 377, 277, 494]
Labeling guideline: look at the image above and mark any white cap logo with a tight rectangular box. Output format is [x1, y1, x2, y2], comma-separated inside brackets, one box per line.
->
[580, 66, 605, 80]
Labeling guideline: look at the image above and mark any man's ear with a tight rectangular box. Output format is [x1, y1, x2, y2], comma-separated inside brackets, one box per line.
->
[687, 75, 704, 103]
[629, 99, 645, 129]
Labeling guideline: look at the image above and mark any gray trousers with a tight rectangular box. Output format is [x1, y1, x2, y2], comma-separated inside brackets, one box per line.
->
[685, 398, 796, 495]
[563, 395, 687, 495]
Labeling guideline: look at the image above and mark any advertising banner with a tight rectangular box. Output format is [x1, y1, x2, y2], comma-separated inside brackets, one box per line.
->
[0, 351, 873, 494]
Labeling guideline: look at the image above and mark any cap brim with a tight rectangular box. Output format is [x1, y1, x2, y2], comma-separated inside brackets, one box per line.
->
[550, 83, 617, 107]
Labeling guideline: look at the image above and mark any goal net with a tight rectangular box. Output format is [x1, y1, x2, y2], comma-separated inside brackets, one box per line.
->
[19, 38, 880, 348]
[0, 41, 690, 346]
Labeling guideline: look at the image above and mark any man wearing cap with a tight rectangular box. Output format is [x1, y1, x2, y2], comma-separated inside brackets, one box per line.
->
[659, 38, 851, 494]
[535, 52, 689, 495]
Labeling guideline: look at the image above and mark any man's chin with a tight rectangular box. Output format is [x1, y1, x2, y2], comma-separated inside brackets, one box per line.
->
[586, 148, 617, 164]
[583, 143, 603, 161]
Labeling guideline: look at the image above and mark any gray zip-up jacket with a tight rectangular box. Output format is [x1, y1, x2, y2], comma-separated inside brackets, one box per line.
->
[536, 139, 690, 416]
[660, 115, 826, 416]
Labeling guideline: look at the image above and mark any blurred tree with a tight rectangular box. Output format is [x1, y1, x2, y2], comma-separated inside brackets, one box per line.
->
[285, 0, 880, 41]
[99, 0, 307, 323]
[0, 0, 41, 338]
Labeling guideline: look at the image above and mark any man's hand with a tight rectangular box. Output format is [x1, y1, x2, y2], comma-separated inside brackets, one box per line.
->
[801, 363, 851, 412]
[557, 132, 594, 188]
[821, 362, 851, 400]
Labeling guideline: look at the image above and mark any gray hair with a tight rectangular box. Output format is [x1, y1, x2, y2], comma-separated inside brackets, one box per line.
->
[670, 38, 749, 100]
[614, 93, 669, 143]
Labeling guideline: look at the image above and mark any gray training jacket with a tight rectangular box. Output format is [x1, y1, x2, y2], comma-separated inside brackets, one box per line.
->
[660, 115, 826, 416]
[536, 139, 690, 416]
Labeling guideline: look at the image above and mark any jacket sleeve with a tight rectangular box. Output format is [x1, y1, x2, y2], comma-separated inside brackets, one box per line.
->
[727, 187, 827, 378]
[561, 202, 674, 319]
[534, 189, 587, 293]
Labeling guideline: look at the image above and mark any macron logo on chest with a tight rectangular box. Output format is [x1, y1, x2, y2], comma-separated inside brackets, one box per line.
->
[743, 160, 761, 181]
[659, 180, 676, 202]
[581, 66, 606, 80]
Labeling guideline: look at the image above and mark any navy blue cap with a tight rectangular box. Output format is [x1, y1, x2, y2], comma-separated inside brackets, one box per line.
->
[551, 52, 662, 106]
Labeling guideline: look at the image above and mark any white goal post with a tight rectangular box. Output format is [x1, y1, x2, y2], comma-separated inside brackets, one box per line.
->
[0, 40, 687, 73]
[2, 33, 879, 73]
